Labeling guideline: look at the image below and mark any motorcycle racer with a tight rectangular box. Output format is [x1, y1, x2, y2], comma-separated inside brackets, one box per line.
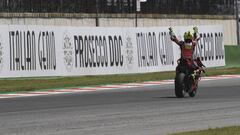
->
[169, 27, 199, 68]
[169, 27, 204, 73]
[169, 27, 205, 93]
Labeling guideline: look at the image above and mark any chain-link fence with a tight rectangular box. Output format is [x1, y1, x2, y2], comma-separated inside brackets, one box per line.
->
[0, 0, 235, 15]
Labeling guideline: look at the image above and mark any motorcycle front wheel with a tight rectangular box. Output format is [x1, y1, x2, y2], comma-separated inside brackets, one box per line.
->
[175, 73, 186, 98]
[189, 83, 198, 97]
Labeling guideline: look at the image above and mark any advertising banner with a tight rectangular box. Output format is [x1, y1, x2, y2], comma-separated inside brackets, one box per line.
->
[0, 25, 224, 78]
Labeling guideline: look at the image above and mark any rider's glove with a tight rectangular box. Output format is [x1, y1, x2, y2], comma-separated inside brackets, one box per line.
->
[193, 26, 198, 34]
[169, 27, 176, 40]
[193, 26, 199, 40]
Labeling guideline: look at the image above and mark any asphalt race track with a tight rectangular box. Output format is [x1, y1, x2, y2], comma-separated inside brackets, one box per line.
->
[0, 78, 240, 135]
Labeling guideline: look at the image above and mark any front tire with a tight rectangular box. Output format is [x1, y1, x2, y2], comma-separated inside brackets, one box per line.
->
[189, 90, 196, 97]
[189, 83, 198, 97]
[175, 73, 186, 98]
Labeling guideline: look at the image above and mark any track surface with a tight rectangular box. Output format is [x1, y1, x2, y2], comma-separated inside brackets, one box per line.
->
[0, 78, 240, 135]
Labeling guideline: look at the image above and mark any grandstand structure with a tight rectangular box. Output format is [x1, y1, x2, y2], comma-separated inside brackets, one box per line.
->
[0, 0, 237, 45]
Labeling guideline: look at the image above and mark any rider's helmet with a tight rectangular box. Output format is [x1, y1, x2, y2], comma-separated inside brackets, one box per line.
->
[184, 31, 193, 43]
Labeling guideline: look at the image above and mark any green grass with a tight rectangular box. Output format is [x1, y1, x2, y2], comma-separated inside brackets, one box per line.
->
[169, 126, 240, 135]
[225, 46, 240, 67]
[0, 66, 240, 93]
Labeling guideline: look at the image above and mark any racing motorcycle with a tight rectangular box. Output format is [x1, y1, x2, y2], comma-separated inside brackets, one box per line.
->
[174, 57, 205, 98]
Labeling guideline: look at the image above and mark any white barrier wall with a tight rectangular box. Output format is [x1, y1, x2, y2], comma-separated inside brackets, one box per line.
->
[100, 18, 236, 45]
[0, 25, 225, 78]
[0, 17, 235, 45]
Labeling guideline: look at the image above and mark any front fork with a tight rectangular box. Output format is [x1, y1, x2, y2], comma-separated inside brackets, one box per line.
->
[189, 71, 201, 92]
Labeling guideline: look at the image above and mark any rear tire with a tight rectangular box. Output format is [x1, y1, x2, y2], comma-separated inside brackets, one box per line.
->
[175, 73, 186, 98]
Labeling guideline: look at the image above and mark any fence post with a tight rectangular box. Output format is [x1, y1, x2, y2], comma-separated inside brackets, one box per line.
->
[236, 0, 240, 45]
[96, 0, 99, 27]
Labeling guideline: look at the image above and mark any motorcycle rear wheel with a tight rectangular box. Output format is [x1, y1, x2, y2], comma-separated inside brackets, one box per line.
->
[175, 73, 186, 98]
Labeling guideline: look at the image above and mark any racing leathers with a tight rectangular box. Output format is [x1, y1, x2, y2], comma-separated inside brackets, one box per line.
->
[169, 27, 203, 72]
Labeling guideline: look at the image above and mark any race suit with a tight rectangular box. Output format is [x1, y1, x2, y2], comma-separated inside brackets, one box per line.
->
[170, 37, 199, 71]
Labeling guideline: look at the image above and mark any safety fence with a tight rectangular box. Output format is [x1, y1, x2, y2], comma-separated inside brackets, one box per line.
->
[0, 0, 234, 15]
